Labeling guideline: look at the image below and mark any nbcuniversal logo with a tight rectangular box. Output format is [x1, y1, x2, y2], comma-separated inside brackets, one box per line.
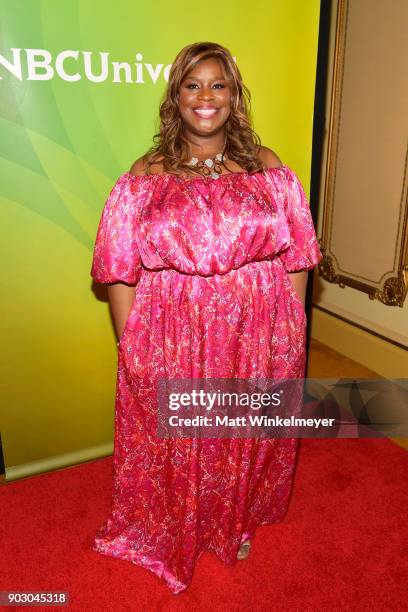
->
[0, 48, 174, 84]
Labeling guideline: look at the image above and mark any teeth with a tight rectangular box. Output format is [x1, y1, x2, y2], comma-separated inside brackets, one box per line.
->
[194, 108, 217, 116]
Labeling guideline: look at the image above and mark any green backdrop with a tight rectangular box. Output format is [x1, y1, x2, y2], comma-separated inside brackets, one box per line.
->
[0, 0, 320, 477]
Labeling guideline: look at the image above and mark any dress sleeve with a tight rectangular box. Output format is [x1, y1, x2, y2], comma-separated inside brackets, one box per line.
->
[280, 167, 323, 272]
[91, 174, 142, 284]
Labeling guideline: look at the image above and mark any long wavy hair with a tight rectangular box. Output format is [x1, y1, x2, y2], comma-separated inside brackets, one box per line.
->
[144, 42, 264, 176]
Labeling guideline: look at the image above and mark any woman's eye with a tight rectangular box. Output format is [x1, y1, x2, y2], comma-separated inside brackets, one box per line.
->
[184, 82, 226, 90]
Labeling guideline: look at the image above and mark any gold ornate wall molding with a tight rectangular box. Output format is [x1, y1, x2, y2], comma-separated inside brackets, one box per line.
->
[319, 0, 408, 307]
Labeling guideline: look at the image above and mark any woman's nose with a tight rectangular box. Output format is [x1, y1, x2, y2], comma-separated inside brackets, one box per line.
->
[198, 87, 214, 100]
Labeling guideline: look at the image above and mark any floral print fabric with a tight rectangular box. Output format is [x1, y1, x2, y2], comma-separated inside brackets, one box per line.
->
[90, 165, 322, 592]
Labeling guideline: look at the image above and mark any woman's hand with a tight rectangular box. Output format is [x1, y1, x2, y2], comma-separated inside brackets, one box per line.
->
[107, 282, 137, 342]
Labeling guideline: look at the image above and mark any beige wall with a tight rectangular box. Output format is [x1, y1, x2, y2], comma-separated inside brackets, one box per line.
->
[312, 0, 408, 374]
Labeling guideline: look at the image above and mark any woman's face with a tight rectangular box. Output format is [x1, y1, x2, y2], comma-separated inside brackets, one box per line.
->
[178, 57, 232, 139]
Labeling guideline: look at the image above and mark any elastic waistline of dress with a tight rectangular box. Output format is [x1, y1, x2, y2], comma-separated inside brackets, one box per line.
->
[139, 258, 284, 279]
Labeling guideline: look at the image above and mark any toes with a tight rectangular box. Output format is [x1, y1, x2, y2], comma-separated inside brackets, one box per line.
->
[237, 541, 251, 560]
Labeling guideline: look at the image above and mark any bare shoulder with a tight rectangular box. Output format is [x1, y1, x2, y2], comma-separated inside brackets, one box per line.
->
[129, 154, 164, 176]
[258, 146, 283, 169]
[129, 156, 147, 176]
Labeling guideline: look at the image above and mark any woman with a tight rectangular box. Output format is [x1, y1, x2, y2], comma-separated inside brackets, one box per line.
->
[91, 41, 322, 593]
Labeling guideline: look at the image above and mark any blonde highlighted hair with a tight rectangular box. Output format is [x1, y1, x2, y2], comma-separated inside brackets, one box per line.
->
[144, 42, 264, 175]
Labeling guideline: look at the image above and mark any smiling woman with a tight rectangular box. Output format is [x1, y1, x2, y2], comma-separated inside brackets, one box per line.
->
[178, 58, 232, 136]
[137, 42, 271, 177]
[90, 41, 322, 593]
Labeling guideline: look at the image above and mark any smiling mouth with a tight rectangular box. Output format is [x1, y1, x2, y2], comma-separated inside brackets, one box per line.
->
[193, 107, 219, 118]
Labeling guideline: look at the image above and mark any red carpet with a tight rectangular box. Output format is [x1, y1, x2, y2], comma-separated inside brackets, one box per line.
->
[1, 439, 407, 611]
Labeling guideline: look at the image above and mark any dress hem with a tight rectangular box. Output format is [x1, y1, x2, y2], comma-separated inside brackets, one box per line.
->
[92, 513, 288, 594]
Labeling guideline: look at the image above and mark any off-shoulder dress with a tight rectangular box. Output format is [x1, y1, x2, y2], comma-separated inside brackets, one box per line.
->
[90, 165, 322, 593]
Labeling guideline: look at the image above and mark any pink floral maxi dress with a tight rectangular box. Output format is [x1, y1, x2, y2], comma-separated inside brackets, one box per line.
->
[90, 165, 322, 593]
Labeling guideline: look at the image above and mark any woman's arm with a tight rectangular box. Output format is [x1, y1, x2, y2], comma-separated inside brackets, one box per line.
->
[107, 283, 137, 340]
[287, 270, 308, 308]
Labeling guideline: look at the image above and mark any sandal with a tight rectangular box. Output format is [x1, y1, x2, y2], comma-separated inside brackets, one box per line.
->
[237, 540, 251, 560]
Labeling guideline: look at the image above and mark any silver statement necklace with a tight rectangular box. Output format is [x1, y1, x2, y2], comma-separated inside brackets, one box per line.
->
[187, 151, 226, 179]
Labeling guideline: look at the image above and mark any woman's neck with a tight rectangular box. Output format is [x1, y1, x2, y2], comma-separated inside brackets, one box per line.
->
[184, 131, 226, 160]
